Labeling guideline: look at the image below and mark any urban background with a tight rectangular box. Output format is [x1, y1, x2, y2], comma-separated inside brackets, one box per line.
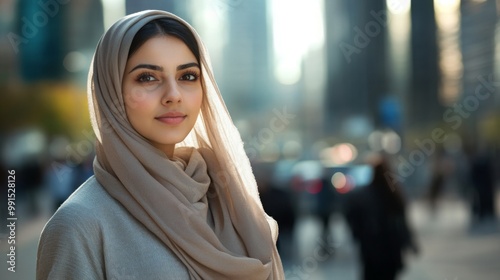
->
[1, 0, 499, 279]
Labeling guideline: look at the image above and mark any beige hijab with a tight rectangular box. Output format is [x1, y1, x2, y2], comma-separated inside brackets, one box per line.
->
[88, 10, 284, 280]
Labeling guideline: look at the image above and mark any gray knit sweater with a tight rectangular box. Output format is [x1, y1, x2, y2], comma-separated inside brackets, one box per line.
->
[36, 176, 190, 280]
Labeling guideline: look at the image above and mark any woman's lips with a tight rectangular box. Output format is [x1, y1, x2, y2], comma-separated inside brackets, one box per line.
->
[155, 112, 187, 125]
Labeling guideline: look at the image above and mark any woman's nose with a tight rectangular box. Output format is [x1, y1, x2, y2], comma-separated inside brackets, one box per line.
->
[162, 78, 181, 104]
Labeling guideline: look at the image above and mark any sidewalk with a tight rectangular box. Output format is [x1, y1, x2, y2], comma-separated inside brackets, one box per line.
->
[287, 192, 500, 280]
[402, 197, 500, 280]
[0, 193, 52, 280]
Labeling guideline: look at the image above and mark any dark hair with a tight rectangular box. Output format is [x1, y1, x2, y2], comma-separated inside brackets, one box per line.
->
[128, 18, 200, 63]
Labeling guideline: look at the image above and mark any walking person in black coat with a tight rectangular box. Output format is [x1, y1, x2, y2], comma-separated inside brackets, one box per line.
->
[344, 154, 419, 280]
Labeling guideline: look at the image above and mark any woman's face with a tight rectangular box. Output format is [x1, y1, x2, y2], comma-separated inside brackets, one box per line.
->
[122, 35, 202, 157]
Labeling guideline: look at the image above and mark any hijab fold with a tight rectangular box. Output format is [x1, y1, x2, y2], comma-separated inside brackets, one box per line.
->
[88, 10, 283, 280]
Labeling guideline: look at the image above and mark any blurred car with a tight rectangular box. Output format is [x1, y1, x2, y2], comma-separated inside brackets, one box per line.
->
[291, 161, 373, 218]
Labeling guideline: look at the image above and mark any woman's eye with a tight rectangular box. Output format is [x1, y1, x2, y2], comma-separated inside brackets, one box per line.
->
[137, 74, 157, 83]
[180, 73, 199, 81]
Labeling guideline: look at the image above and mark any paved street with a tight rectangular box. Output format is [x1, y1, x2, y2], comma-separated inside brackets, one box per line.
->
[287, 192, 500, 280]
[401, 197, 500, 280]
[1, 192, 499, 280]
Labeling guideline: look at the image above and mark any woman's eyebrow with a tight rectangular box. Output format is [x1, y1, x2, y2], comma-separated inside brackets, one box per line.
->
[128, 62, 199, 73]
[129, 64, 163, 73]
[177, 62, 200, 70]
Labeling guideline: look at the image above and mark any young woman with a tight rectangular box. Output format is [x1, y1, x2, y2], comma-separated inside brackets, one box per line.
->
[37, 10, 284, 280]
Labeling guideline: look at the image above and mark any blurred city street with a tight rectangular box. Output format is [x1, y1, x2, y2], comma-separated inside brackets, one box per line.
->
[284, 191, 500, 280]
[1, 190, 499, 280]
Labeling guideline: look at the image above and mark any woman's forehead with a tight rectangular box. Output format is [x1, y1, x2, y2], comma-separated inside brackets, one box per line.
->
[125, 36, 197, 69]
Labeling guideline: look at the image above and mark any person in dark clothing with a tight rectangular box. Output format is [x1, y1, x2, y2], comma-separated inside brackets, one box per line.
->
[18, 157, 45, 215]
[427, 148, 452, 214]
[254, 161, 296, 262]
[260, 181, 296, 252]
[470, 150, 496, 221]
[344, 154, 418, 280]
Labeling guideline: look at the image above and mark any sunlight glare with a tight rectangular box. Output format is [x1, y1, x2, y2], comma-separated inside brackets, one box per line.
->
[270, 0, 325, 85]
[386, 0, 411, 15]
[102, 0, 125, 29]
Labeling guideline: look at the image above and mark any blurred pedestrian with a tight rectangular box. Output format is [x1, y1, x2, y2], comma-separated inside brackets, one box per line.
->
[18, 155, 44, 215]
[344, 154, 418, 280]
[427, 147, 452, 214]
[469, 146, 496, 221]
[37, 10, 284, 279]
[45, 136, 79, 212]
[45, 159, 77, 212]
[256, 162, 297, 263]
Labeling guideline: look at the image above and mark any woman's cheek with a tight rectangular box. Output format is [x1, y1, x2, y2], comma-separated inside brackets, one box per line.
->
[185, 86, 203, 108]
[125, 87, 152, 110]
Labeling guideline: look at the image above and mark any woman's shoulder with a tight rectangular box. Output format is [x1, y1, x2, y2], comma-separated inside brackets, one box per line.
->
[42, 176, 116, 235]
[38, 176, 190, 279]
[61, 176, 110, 208]
[37, 177, 110, 279]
